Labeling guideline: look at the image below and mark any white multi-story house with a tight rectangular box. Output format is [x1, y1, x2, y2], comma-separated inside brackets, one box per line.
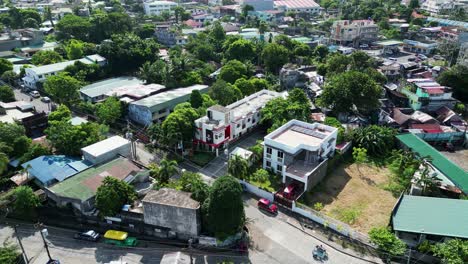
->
[143, 1, 178, 16]
[22, 54, 106, 89]
[421, 0, 456, 15]
[273, 0, 321, 15]
[330, 20, 378, 46]
[263, 120, 338, 193]
[194, 90, 283, 154]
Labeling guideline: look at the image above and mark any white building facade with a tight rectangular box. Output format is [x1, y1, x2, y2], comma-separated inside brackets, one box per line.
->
[143, 1, 178, 16]
[330, 20, 378, 45]
[263, 120, 338, 192]
[194, 89, 283, 152]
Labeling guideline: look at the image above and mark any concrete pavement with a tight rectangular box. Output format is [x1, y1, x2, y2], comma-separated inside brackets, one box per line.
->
[244, 197, 383, 264]
[13, 87, 52, 113]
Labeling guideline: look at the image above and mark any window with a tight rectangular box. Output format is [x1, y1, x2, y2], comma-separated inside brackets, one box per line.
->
[278, 151, 284, 163]
[277, 165, 282, 172]
[237, 124, 240, 128]
[247, 118, 251, 122]
[267, 148, 272, 155]
[266, 161, 271, 168]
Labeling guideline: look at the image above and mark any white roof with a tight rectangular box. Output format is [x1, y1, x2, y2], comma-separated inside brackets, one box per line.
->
[230, 147, 253, 160]
[29, 54, 104, 75]
[81, 136, 130, 158]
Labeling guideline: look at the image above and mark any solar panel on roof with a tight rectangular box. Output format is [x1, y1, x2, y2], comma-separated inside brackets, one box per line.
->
[291, 126, 326, 139]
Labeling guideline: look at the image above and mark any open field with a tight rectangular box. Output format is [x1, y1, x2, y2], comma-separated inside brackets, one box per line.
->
[301, 163, 397, 233]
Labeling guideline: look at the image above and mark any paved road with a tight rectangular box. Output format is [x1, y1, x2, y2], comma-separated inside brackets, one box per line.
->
[244, 197, 382, 264]
[13, 87, 52, 113]
[0, 223, 249, 264]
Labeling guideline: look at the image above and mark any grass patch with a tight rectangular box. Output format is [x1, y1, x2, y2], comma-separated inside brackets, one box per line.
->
[189, 151, 216, 166]
[247, 170, 282, 193]
[331, 206, 363, 225]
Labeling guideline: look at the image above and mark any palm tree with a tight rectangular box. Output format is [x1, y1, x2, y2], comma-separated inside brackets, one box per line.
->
[415, 160, 440, 195]
[157, 159, 178, 184]
[228, 155, 249, 180]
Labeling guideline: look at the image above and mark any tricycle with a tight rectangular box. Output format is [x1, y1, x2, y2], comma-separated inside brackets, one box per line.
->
[313, 245, 328, 261]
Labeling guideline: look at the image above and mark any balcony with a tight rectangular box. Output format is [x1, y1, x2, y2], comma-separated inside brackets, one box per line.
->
[285, 160, 319, 179]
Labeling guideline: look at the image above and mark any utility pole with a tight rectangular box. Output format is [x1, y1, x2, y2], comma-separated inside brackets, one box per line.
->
[188, 238, 193, 264]
[40, 228, 53, 262]
[13, 225, 29, 264]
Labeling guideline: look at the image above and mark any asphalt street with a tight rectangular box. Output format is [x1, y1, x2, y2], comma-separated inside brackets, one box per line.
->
[13, 87, 53, 113]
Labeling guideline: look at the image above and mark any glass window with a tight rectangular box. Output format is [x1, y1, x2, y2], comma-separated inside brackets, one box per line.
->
[266, 161, 271, 168]
[267, 147, 272, 155]
[277, 165, 282, 172]
[278, 151, 284, 158]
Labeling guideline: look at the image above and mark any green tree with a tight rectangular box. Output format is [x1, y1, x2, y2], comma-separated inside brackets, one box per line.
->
[190, 90, 204, 108]
[177, 171, 209, 203]
[409, 0, 420, 9]
[437, 65, 468, 102]
[161, 106, 199, 148]
[368, 227, 406, 257]
[203, 175, 245, 239]
[318, 71, 381, 114]
[13, 186, 40, 217]
[95, 177, 137, 217]
[350, 51, 375, 71]
[65, 39, 84, 59]
[89, 12, 133, 43]
[44, 73, 82, 105]
[12, 136, 31, 157]
[209, 79, 242, 106]
[219, 60, 249, 84]
[56, 14, 92, 41]
[24, 17, 39, 28]
[64, 61, 103, 83]
[136, 23, 155, 39]
[0, 152, 8, 175]
[251, 168, 269, 183]
[249, 78, 269, 92]
[352, 147, 368, 175]
[248, 140, 263, 164]
[98, 34, 159, 74]
[48, 104, 72, 122]
[0, 85, 15, 102]
[234, 78, 255, 96]
[351, 125, 396, 157]
[31, 50, 64, 65]
[0, 243, 20, 264]
[152, 159, 178, 185]
[431, 239, 468, 264]
[0, 59, 13, 75]
[0, 122, 26, 156]
[324, 53, 351, 76]
[96, 96, 122, 124]
[20, 143, 51, 163]
[261, 43, 289, 73]
[1, 71, 18, 85]
[313, 45, 329, 62]
[226, 39, 256, 62]
[323, 117, 345, 144]
[228, 155, 249, 180]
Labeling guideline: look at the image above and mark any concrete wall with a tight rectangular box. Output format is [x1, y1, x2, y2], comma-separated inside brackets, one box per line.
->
[305, 159, 328, 191]
[128, 104, 153, 126]
[83, 142, 131, 165]
[143, 202, 200, 239]
[239, 180, 274, 201]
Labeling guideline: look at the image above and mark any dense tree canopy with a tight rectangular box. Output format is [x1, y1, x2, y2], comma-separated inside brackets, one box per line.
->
[0, 59, 13, 76]
[228, 155, 249, 180]
[0, 243, 20, 264]
[369, 227, 406, 257]
[318, 71, 382, 114]
[203, 175, 245, 239]
[0, 122, 27, 157]
[0, 85, 15, 103]
[160, 106, 199, 147]
[31, 50, 64, 65]
[44, 73, 82, 105]
[95, 177, 137, 217]
[56, 14, 92, 41]
[98, 34, 159, 74]
[48, 104, 72, 123]
[351, 125, 397, 157]
[431, 239, 468, 264]
[219, 60, 249, 84]
[261, 43, 289, 73]
[437, 65, 468, 102]
[225, 39, 256, 62]
[96, 96, 122, 124]
[89, 12, 133, 43]
[209, 79, 242, 106]
[13, 186, 40, 217]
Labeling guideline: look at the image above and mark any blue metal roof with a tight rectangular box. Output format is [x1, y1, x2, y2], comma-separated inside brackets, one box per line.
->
[426, 17, 468, 29]
[21, 155, 91, 186]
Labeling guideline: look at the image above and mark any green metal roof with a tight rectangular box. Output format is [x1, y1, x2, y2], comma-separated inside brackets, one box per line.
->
[393, 195, 468, 238]
[396, 133, 468, 194]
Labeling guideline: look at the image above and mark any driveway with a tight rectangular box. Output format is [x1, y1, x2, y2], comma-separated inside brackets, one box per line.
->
[13, 87, 53, 113]
[195, 130, 266, 178]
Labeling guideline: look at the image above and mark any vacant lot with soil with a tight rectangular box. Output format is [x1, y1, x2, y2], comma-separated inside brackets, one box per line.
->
[301, 163, 397, 233]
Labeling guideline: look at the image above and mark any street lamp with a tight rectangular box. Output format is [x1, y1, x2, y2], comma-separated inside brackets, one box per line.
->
[40, 228, 60, 264]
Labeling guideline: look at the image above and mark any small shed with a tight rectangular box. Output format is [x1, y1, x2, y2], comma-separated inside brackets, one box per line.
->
[230, 147, 253, 165]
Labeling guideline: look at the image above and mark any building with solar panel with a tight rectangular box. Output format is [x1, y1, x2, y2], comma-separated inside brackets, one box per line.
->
[262, 119, 338, 194]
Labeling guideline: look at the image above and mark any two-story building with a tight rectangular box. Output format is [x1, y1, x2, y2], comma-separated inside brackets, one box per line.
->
[143, 1, 178, 16]
[273, 0, 321, 15]
[399, 78, 457, 112]
[194, 89, 283, 153]
[262, 120, 338, 193]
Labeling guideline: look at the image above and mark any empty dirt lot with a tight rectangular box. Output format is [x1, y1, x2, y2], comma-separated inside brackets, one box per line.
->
[302, 163, 397, 233]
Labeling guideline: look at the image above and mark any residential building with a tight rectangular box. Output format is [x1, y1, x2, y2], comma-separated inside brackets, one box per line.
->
[0, 101, 48, 136]
[128, 84, 209, 126]
[143, 1, 178, 16]
[243, 0, 274, 11]
[194, 89, 282, 152]
[273, 0, 321, 15]
[142, 188, 201, 239]
[46, 157, 150, 212]
[457, 41, 468, 67]
[402, 39, 438, 55]
[21, 155, 92, 187]
[263, 120, 338, 193]
[391, 195, 468, 247]
[22, 54, 106, 89]
[420, 0, 456, 15]
[330, 20, 378, 46]
[154, 25, 188, 47]
[396, 133, 468, 194]
[0, 28, 44, 52]
[79, 77, 164, 103]
[399, 78, 457, 111]
[425, 17, 468, 29]
[81, 136, 131, 165]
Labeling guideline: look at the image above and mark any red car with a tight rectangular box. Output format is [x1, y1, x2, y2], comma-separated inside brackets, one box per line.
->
[257, 198, 278, 214]
[283, 183, 298, 199]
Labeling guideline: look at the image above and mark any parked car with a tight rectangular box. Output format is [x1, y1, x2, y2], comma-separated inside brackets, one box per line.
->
[74, 230, 100, 242]
[417, 54, 428, 60]
[41, 96, 51, 103]
[257, 198, 278, 214]
[388, 57, 397, 62]
[29, 90, 40, 98]
[433, 55, 443, 60]
[408, 57, 416, 61]
[359, 44, 369, 49]
[283, 182, 299, 199]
